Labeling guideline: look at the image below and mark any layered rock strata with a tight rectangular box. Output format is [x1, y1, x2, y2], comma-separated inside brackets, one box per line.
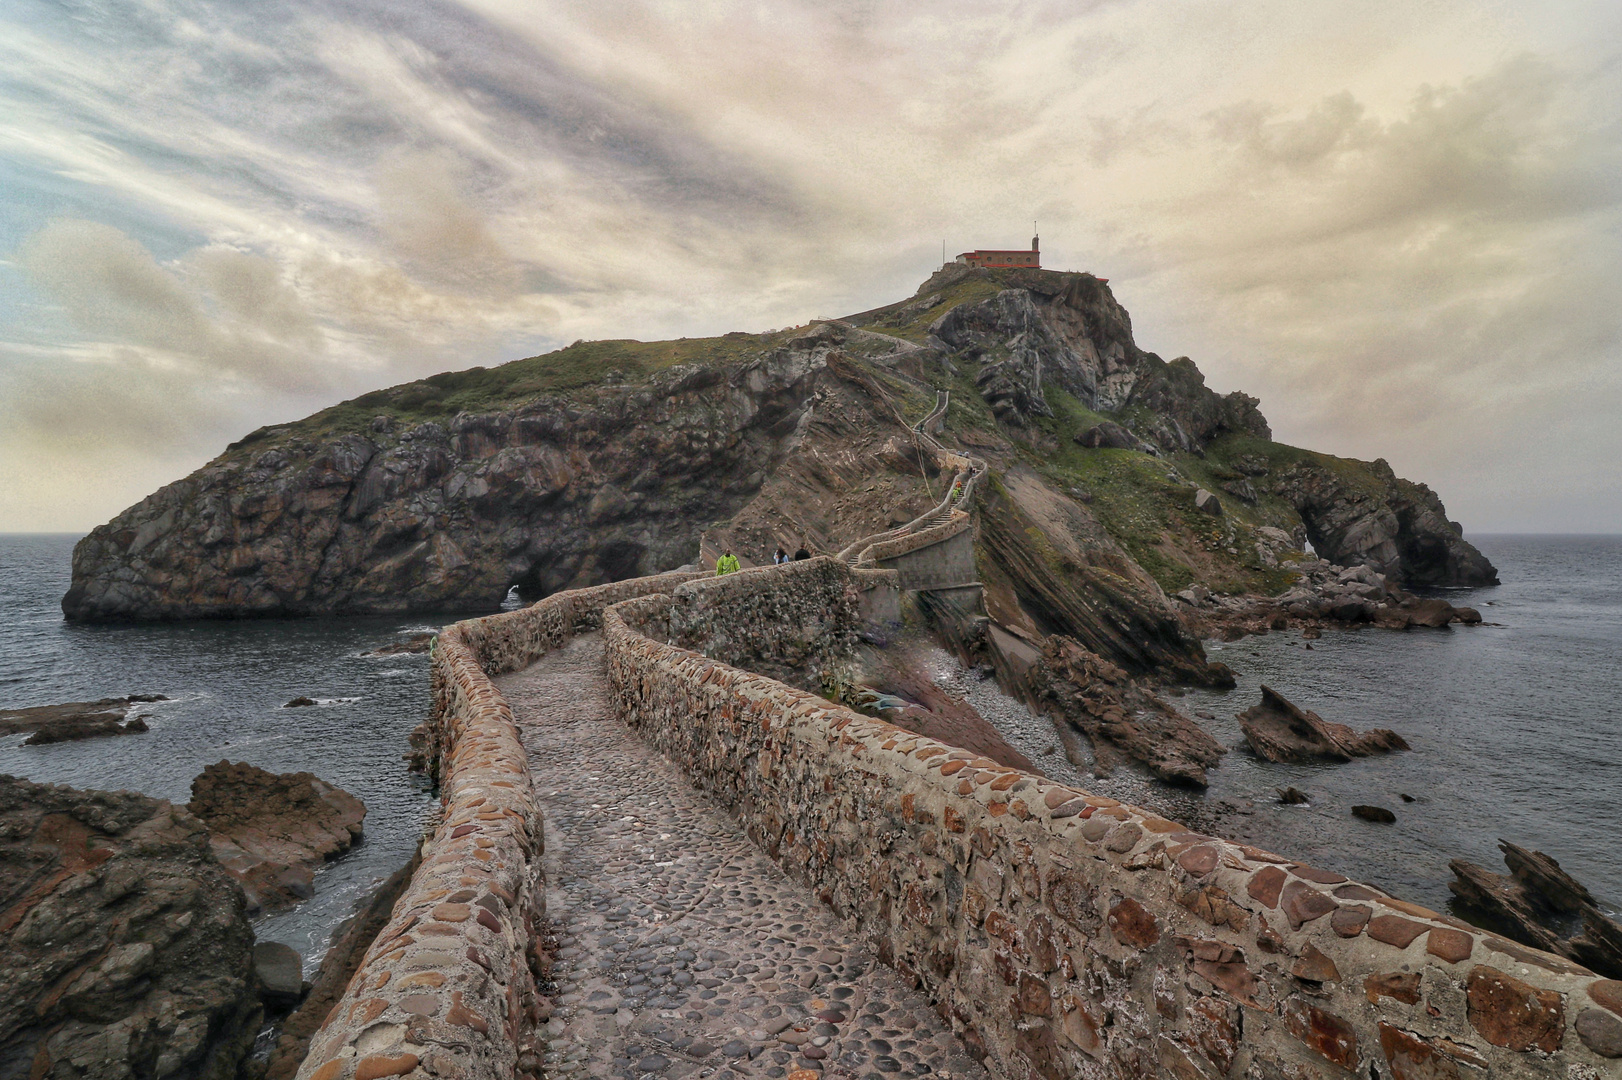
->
[187, 761, 366, 916]
[1238, 685, 1410, 764]
[0, 775, 260, 1080]
[1450, 842, 1622, 981]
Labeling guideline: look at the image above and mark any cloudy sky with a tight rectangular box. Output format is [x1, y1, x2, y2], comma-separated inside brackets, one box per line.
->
[3, 0, 1619, 533]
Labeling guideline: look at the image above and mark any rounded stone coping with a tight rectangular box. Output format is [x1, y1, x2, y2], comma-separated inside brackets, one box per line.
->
[295, 570, 709, 1080]
[857, 511, 970, 566]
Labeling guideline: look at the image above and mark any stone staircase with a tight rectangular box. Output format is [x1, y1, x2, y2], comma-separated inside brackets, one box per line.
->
[836, 390, 985, 569]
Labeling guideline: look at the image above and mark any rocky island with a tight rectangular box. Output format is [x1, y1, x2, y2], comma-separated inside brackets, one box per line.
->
[62, 265, 1494, 673]
[45, 266, 1618, 1080]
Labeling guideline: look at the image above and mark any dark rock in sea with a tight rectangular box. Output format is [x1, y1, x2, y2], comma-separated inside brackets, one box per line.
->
[1277, 787, 1310, 805]
[1453, 606, 1483, 624]
[1449, 841, 1622, 979]
[264, 847, 421, 1080]
[1405, 597, 1458, 628]
[1238, 685, 1410, 764]
[1399, 793, 1415, 802]
[253, 942, 306, 1009]
[283, 696, 316, 707]
[1, 695, 166, 744]
[361, 632, 435, 656]
[1352, 805, 1396, 823]
[0, 774, 260, 1078]
[187, 761, 365, 916]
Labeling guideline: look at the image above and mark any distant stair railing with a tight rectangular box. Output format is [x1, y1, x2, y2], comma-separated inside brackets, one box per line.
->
[836, 390, 985, 567]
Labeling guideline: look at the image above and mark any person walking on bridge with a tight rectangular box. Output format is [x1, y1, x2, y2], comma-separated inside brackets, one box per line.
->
[715, 550, 740, 575]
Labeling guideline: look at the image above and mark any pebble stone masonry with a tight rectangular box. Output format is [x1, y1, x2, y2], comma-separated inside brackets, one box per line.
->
[300, 557, 1622, 1080]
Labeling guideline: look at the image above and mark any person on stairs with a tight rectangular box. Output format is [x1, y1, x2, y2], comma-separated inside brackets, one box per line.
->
[794, 547, 810, 561]
[715, 550, 741, 575]
[773, 546, 788, 565]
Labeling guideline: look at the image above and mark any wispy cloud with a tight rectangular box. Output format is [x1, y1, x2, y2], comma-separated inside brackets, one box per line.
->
[1, 0, 1619, 531]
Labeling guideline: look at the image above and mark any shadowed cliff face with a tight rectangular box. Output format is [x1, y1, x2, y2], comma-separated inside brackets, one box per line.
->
[63, 348, 828, 620]
[63, 266, 1495, 656]
[1274, 458, 1500, 586]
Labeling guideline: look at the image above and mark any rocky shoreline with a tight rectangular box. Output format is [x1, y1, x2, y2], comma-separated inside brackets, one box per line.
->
[0, 758, 375, 1080]
[1177, 555, 1485, 642]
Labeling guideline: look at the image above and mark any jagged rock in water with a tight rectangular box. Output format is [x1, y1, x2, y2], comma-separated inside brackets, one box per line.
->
[1449, 841, 1622, 979]
[1238, 685, 1409, 763]
[186, 761, 365, 916]
[1, 695, 166, 744]
[1273, 458, 1498, 587]
[0, 775, 260, 1079]
[1352, 805, 1397, 823]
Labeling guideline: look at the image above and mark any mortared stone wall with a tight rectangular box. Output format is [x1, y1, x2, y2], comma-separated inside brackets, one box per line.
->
[294, 568, 706, 1080]
[600, 566, 1622, 1079]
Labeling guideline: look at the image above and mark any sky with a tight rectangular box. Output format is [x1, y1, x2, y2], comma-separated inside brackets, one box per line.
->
[2, 0, 1620, 533]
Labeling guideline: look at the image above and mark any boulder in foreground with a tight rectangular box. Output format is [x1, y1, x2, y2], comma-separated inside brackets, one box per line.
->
[0, 774, 260, 1079]
[187, 761, 365, 916]
[1238, 685, 1409, 763]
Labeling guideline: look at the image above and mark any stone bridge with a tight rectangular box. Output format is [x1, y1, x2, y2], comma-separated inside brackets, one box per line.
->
[295, 524, 1622, 1080]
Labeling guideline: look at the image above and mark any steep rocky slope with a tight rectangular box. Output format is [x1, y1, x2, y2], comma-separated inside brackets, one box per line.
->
[65, 265, 1495, 684]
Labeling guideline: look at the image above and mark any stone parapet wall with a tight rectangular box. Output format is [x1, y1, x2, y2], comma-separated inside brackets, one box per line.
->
[295, 569, 706, 1080]
[667, 557, 890, 689]
[858, 511, 970, 566]
[602, 587, 1622, 1079]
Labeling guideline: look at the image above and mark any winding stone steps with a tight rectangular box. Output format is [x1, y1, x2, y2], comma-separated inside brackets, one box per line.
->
[496, 633, 987, 1080]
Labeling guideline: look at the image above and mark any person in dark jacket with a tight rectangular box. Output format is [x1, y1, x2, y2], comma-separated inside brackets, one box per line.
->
[794, 547, 810, 561]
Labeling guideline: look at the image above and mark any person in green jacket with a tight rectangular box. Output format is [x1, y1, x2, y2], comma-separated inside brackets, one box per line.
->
[715, 550, 740, 575]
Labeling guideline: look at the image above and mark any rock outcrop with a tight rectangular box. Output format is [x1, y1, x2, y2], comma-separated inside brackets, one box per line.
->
[186, 762, 365, 916]
[1449, 841, 1622, 979]
[1274, 458, 1498, 587]
[1181, 557, 1485, 640]
[1030, 635, 1227, 787]
[64, 348, 831, 620]
[62, 264, 1497, 695]
[1238, 685, 1409, 763]
[1, 695, 165, 744]
[0, 775, 260, 1079]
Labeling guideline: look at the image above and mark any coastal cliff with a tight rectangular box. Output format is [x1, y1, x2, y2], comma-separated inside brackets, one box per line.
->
[64, 266, 1496, 680]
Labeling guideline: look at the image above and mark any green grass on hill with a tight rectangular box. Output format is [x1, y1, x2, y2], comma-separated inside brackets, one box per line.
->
[228, 330, 796, 454]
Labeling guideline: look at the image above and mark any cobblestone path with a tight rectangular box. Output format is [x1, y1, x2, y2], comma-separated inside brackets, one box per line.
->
[495, 634, 987, 1080]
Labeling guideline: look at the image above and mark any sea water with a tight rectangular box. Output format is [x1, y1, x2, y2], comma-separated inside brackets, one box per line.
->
[0, 533, 496, 971]
[932, 534, 1622, 918]
[3, 533, 1617, 963]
